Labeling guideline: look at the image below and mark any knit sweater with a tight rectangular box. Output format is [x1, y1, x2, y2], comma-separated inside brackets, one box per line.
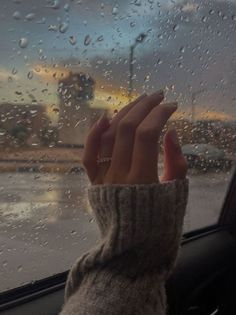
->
[60, 179, 189, 315]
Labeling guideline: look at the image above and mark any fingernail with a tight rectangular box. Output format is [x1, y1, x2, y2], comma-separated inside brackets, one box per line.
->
[164, 102, 178, 109]
[168, 128, 182, 153]
[154, 89, 164, 97]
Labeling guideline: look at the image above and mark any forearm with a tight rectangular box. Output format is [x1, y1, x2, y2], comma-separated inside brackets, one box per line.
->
[60, 179, 188, 315]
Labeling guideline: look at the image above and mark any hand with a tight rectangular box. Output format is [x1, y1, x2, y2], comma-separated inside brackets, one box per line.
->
[82, 91, 187, 185]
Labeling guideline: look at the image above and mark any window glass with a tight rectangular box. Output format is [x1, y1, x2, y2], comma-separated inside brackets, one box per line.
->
[0, 0, 235, 293]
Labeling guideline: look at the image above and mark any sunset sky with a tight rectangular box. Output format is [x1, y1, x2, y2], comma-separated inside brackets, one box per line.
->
[0, 0, 236, 121]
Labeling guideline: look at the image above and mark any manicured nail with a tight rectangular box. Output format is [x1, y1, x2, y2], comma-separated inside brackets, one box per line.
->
[168, 128, 182, 154]
[154, 89, 164, 97]
[169, 128, 179, 145]
[164, 102, 178, 108]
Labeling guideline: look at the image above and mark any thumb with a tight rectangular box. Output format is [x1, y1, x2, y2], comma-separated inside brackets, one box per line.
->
[82, 113, 110, 182]
[161, 128, 188, 182]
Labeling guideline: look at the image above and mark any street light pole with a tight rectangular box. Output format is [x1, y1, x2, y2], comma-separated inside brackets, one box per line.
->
[128, 33, 147, 101]
[128, 45, 135, 101]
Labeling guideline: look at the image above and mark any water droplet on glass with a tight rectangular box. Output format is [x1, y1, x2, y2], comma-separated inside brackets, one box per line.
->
[48, 24, 58, 31]
[13, 11, 21, 20]
[3, 260, 7, 267]
[27, 71, 33, 80]
[130, 21, 136, 27]
[47, 0, 60, 9]
[64, 3, 70, 11]
[232, 15, 236, 21]
[209, 9, 214, 15]
[112, 6, 119, 15]
[202, 16, 207, 23]
[59, 22, 69, 33]
[96, 35, 104, 42]
[84, 35, 92, 46]
[19, 37, 29, 49]
[17, 265, 23, 272]
[173, 24, 179, 31]
[12, 68, 18, 75]
[30, 109, 37, 115]
[69, 36, 76, 45]
[71, 230, 77, 235]
[180, 46, 185, 53]
[134, 0, 141, 6]
[25, 13, 35, 21]
[144, 75, 150, 82]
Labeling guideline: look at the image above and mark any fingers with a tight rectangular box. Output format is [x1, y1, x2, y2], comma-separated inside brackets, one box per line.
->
[98, 93, 147, 166]
[127, 103, 178, 184]
[161, 128, 188, 182]
[82, 113, 110, 182]
[108, 91, 164, 176]
[95, 94, 148, 182]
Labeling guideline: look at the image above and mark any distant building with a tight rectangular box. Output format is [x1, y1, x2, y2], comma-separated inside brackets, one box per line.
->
[58, 72, 103, 146]
[0, 103, 49, 146]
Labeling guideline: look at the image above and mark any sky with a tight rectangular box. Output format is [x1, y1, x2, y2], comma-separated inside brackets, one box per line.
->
[0, 0, 236, 120]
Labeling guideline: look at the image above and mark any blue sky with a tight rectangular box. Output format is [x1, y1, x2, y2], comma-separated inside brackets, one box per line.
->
[0, 0, 236, 119]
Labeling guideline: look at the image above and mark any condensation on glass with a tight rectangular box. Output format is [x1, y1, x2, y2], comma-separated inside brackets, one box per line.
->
[0, 0, 235, 292]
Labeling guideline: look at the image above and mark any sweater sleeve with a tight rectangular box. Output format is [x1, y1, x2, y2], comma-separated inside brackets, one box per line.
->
[60, 179, 189, 315]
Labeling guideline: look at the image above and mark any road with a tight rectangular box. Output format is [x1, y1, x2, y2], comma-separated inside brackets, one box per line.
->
[0, 169, 233, 293]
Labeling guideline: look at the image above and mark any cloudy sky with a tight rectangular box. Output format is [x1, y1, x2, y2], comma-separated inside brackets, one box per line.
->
[0, 0, 236, 120]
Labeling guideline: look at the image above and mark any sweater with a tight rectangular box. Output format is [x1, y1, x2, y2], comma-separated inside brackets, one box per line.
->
[60, 179, 189, 315]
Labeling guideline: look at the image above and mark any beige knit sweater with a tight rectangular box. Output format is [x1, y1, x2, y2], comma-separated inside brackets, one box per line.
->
[60, 179, 188, 315]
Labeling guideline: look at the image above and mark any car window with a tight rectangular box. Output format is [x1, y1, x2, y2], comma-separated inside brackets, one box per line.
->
[0, 0, 235, 293]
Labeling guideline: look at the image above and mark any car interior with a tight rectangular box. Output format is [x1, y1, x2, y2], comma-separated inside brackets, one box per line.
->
[0, 0, 235, 315]
[0, 168, 235, 315]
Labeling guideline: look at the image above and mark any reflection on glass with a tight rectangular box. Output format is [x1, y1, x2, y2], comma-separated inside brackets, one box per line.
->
[0, 0, 235, 292]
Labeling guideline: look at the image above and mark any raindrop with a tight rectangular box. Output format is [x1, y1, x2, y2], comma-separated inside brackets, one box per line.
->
[69, 36, 77, 45]
[144, 75, 150, 82]
[13, 11, 21, 20]
[17, 265, 23, 272]
[36, 17, 46, 24]
[71, 230, 77, 235]
[173, 24, 179, 31]
[180, 46, 185, 53]
[59, 22, 69, 33]
[232, 15, 236, 21]
[47, 0, 60, 9]
[19, 38, 29, 49]
[2, 261, 7, 267]
[130, 21, 136, 27]
[84, 35, 92, 46]
[202, 16, 207, 23]
[12, 68, 18, 75]
[209, 9, 214, 15]
[112, 6, 119, 15]
[27, 71, 33, 80]
[133, 0, 141, 6]
[96, 35, 104, 42]
[64, 3, 70, 11]
[48, 25, 58, 31]
[25, 13, 35, 21]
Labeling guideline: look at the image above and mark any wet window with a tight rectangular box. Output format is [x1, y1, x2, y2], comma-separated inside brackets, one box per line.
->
[0, 0, 235, 292]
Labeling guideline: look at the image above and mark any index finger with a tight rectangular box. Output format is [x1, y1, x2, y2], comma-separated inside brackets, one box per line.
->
[128, 103, 178, 184]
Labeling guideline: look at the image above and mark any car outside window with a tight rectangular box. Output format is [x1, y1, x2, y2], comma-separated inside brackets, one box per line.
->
[0, 0, 235, 293]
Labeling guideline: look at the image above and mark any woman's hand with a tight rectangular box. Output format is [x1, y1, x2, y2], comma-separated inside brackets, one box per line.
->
[82, 91, 187, 185]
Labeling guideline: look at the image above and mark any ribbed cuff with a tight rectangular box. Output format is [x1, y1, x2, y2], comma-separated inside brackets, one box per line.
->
[88, 179, 188, 273]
